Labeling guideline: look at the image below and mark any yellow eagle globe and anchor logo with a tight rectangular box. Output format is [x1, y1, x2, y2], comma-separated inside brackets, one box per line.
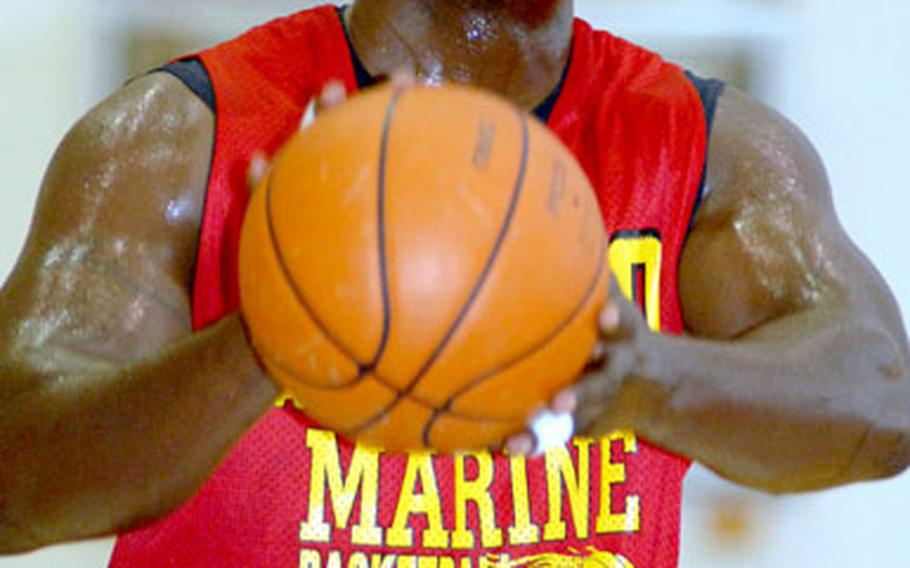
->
[487, 547, 635, 568]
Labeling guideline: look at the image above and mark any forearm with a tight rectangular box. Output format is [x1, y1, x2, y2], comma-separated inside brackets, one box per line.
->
[0, 315, 278, 553]
[628, 309, 910, 493]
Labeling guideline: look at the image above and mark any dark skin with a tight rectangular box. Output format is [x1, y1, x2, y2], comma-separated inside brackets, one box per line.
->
[557, 87, 910, 491]
[0, 0, 908, 554]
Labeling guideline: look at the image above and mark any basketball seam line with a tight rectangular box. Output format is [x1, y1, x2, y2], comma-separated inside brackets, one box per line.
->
[263, 91, 409, 394]
[265, 171, 367, 371]
[365, 88, 401, 370]
[349, 108, 532, 438]
[266, 101, 599, 445]
[422, 236, 609, 447]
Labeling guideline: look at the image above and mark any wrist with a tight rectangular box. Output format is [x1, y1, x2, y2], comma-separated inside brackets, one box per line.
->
[617, 330, 683, 438]
[233, 313, 269, 375]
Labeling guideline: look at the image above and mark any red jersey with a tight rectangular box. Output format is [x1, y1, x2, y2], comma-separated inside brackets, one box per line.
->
[111, 5, 711, 567]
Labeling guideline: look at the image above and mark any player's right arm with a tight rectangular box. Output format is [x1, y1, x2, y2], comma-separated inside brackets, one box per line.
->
[0, 74, 279, 554]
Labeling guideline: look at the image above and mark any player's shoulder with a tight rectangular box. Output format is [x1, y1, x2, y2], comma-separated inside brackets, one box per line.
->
[712, 86, 818, 158]
[185, 4, 343, 100]
[579, 20, 687, 90]
[573, 18, 704, 123]
[202, 4, 340, 61]
[706, 85, 830, 210]
[67, 72, 212, 165]
[47, 71, 213, 244]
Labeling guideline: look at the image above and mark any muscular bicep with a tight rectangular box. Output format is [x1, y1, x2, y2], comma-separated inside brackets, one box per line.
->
[0, 72, 214, 382]
[680, 87, 906, 347]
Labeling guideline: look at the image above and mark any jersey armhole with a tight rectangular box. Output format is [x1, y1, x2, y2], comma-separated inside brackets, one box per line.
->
[158, 58, 217, 113]
[684, 71, 725, 226]
[153, 57, 217, 303]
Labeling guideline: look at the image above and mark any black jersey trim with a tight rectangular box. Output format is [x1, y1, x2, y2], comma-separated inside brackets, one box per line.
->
[335, 5, 569, 123]
[684, 71, 725, 228]
[152, 57, 217, 306]
[159, 58, 216, 113]
[337, 6, 379, 89]
[533, 49, 572, 123]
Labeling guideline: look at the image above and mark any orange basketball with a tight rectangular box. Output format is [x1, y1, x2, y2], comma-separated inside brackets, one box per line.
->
[239, 84, 608, 452]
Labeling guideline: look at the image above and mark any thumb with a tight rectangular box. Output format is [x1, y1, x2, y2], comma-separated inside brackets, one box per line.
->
[247, 151, 270, 192]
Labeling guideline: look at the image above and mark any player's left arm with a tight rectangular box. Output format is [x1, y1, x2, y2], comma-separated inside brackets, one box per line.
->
[570, 86, 910, 493]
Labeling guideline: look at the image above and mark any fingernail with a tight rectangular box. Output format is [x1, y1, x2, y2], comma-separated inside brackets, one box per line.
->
[552, 390, 577, 414]
[390, 67, 416, 88]
[322, 82, 346, 106]
[300, 99, 317, 129]
[247, 152, 268, 187]
[506, 435, 533, 457]
[600, 304, 620, 331]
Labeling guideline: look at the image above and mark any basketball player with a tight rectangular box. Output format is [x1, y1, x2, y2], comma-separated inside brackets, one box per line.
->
[0, 1, 908, 566]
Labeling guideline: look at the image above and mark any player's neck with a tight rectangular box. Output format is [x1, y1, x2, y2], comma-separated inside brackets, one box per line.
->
[347, 0, 574, 110]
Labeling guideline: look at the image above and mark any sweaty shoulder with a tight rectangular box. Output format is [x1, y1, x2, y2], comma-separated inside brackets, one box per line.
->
[18, 72, 214, 296]
[701, 86, 830, 211]
[680, 86, 842, 339]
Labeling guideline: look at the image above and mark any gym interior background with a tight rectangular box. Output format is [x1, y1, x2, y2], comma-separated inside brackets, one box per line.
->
[1, 0, 908, 566]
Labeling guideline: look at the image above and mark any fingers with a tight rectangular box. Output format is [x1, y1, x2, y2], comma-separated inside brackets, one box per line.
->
[299, 80, 346, 131]
[551, 334, 606, 412]
[309, 70, 417, 128]
[551, 389, 577, 414]
[570, 378, 612, 434]
[599, 275, 625, 337]
[514, 281, 645, 453]
[261, 73, 418, 195]
[589, 340, 608, 368]
[505, 410, 575, 457]
[600, 302, 621, 336]
[247, 150, 269, 191]
[319, 80, 348, 109]
[505, 433, 535, 457]
[389, 67, 417, 90]
[300, 98, 317, 131]
[507, 320, 623, 456]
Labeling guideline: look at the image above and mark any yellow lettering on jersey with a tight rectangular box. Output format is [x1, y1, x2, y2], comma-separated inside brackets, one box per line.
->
[350, 553, 370, 568]
[608, 233, 662, 332]
[388, 453, 451, 549]
[480, 554, 512, 568]
[418, 558, 440, 568]
[543, 439, 593, 541]
[371, 554, 398, 568]
[300, 549, 321, 568]
[276, 392, 306, 410]
[453, 452, 504, 549]
[396, 557, 417, 568]
[596, 431, 641, 534]
[507, 456, 541, 545]
[603, 231, 659, 535]
[327, 551, 343, 568]
[300, 430, 383, 546]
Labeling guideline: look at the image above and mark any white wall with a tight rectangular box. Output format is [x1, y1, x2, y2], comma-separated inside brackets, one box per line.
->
[0, 0, 95, 276]
[784, 0, 910, 328]
[684, 0, 910, 565]
[0, 1, 908, 567]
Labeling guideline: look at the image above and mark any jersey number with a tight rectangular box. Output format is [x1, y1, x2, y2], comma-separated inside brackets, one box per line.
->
[608, 230, 662, 333]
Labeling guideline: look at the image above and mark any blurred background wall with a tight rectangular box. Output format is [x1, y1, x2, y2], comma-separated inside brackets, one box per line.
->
[1, 0, 908, 566]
